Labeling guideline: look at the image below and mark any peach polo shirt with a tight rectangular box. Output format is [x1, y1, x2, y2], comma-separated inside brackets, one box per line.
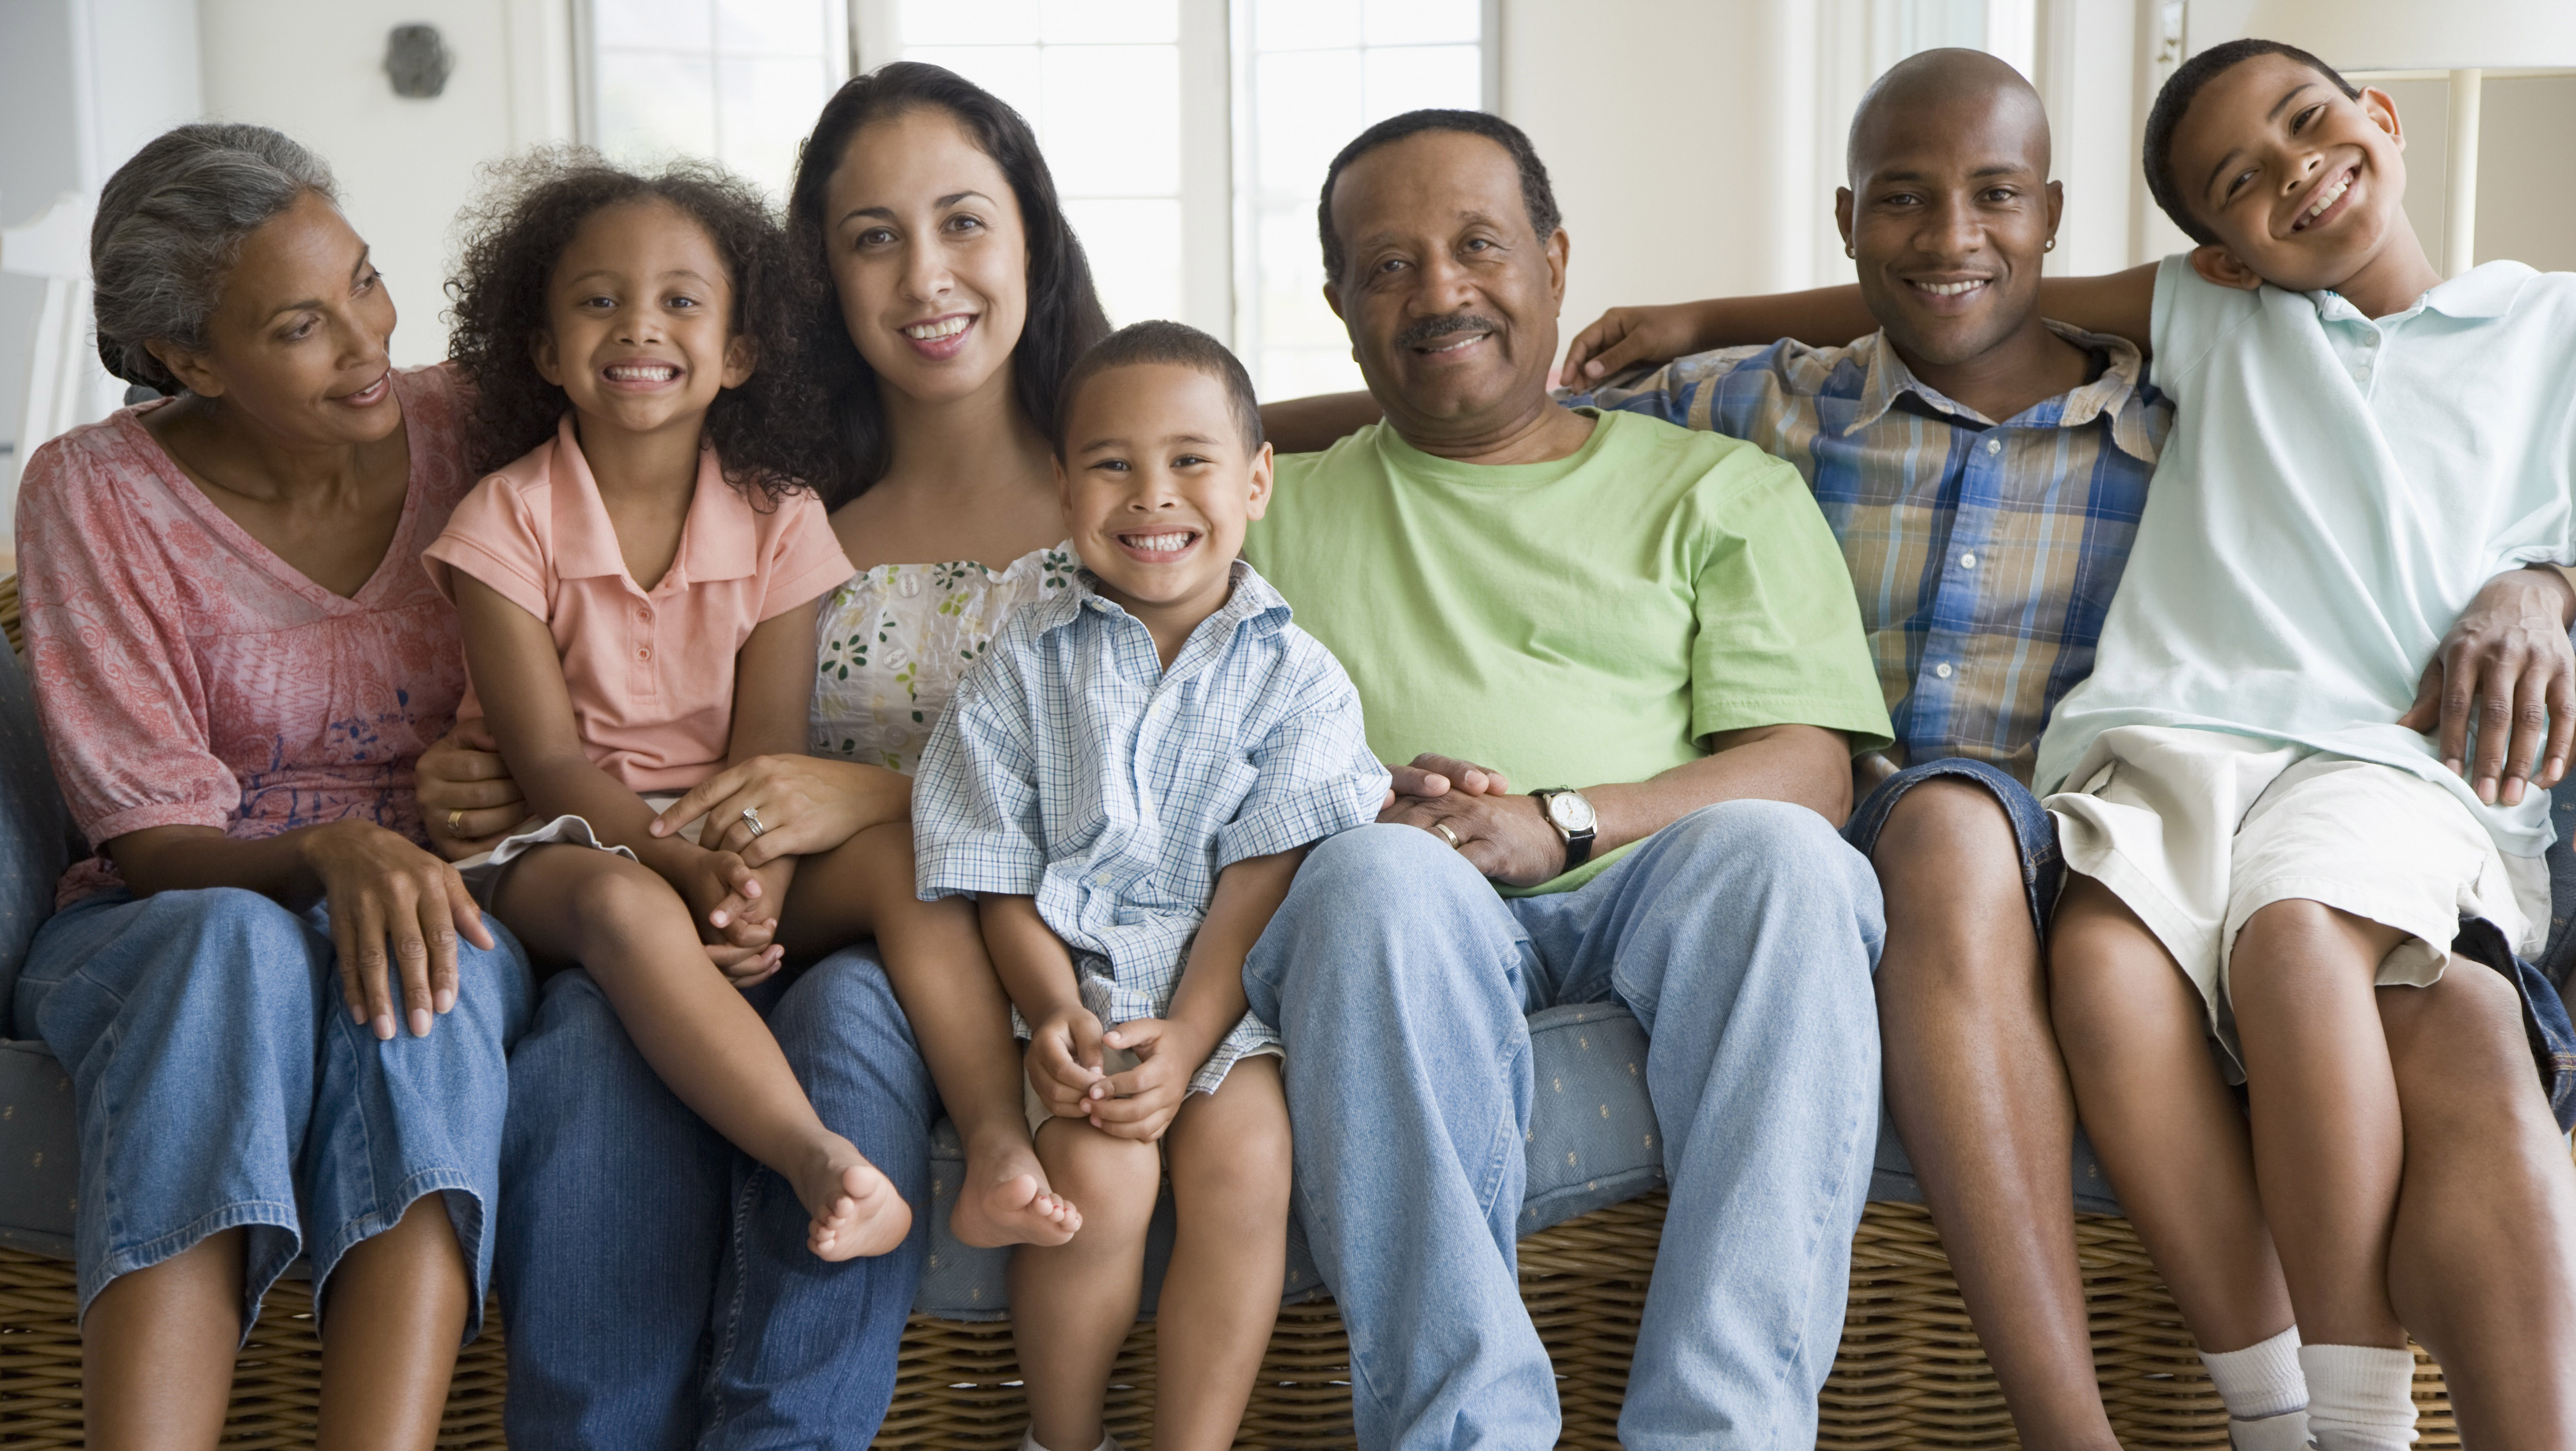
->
[422, 416, 853, 795]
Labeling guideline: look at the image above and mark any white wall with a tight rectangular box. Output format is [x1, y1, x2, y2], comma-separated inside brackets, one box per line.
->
[196, 0, 574, 367]
[1496, 0, 2145, 352]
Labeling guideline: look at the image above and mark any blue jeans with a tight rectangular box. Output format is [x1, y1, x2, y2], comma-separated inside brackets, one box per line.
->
[495, 944, 935, 1449]
[12, 887, 530, 1337]
[1244, 804, 1886, 1451]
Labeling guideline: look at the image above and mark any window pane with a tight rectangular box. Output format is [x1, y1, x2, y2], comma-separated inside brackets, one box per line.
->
[716, 0, 828, 54]
[1254, 0, 1359, 52]
[1253, 49, 1360, 197]
[596, 0, 710, 49]
[1361, 44, 1481, 122]
[717, 56, 833, 197]
[906, 45, 1045, 127]
[597, 50, 718, 163]
[900, 0, 1039, 45]
[1260, 346, 1363, 400]
[1042, 45, 1179, 197]
[1039, 0, 1177, 45]
[1256, 210, 1341, 345]
[1066, 198, 1182, 327]
[1362, 0, 1479, 46]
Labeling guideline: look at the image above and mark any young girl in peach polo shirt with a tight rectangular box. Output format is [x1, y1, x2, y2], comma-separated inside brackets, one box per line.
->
[425, 155, 1065, 1258]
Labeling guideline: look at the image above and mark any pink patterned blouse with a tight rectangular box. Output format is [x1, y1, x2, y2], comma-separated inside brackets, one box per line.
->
[16, 365, 477, 905]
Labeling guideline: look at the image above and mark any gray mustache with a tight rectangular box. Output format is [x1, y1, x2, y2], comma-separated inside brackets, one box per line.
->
[1395, 313, 1501, 350]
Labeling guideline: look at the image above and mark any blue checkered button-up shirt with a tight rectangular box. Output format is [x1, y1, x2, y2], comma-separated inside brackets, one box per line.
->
[913, 560, 1388, 1094]
[1583, 323, 2170, 784]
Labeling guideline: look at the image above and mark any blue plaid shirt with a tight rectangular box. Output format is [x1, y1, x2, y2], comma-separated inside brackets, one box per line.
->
[912, 559, 1388, 1094]
[1583, 323, 2170, 784]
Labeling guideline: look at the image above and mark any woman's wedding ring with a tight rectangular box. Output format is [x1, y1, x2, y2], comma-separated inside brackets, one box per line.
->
[741, 806, 767, 837]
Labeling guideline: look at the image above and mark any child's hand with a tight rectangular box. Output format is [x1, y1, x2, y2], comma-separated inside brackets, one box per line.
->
[1027, 1006, 1109, 1121]
[1084, 1018, 1214, 1143]
[704, 938, 784, 988]
[708, 857, 797, 937]
[676, 848, 785, 982]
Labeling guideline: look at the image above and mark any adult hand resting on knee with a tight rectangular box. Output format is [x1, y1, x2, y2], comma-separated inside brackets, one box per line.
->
[2398, 563, 2576, 807]
[107, 818, 495, 1042]
[1379, 751, 1565, 885]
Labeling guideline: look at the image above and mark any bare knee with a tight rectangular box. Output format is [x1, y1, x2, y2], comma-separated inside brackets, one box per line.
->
[563, 855, 694, 949]
[1170, 1081, 1292, 1224]
[1871, 783, 2037, 980]
[2046, 876, 2166, 1052]
[2381, 964, 2545, 1124]
[1036, 1122, 1161, 1245]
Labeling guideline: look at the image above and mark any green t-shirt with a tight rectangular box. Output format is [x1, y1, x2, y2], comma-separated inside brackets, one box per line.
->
[1242, 407, 1892, 893]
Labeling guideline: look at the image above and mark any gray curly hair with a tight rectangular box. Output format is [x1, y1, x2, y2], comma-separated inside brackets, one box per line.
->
[91, 123, 339, 393]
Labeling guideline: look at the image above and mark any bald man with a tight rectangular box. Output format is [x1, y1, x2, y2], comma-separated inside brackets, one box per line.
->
[1569, 50, 2171, 1451]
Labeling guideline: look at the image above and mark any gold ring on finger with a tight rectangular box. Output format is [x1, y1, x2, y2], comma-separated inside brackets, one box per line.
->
[446, 808, 466, 834]
[1432, 821, 1463, 849]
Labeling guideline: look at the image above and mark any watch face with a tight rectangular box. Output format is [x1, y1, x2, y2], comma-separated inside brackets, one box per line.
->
[1546, 791, 1596, 833]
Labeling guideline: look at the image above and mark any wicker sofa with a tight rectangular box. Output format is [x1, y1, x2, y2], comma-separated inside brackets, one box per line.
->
[0, 571, 2533, 1448]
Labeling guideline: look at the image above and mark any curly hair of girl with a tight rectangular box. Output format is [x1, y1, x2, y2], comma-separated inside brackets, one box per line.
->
[446, 148, 842, 503]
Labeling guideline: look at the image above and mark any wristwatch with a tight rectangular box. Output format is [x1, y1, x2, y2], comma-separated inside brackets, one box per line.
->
[1530, 788, 1598, 872]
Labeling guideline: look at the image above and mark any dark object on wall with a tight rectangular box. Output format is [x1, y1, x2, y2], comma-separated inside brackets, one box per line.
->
[385, 24, 453, 99]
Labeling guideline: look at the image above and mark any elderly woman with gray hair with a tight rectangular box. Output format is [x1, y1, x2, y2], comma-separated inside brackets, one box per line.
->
[10, 123, 528, 1449]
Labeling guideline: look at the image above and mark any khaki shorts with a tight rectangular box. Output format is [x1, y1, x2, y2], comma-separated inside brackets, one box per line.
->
[1021, 1043, 1283, 1137]
[2045, 725, 2546, 1078]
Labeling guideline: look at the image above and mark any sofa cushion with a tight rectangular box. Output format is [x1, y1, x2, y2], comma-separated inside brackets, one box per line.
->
[0, 1039, 76, 1258]
[0, 641, 68, 1026]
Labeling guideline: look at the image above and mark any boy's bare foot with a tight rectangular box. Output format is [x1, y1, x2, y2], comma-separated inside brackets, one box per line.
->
[800, 1144, 913, 1261]
[951, 1135, 1082, 1247]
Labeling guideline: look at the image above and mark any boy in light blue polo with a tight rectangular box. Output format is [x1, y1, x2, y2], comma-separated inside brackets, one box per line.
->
[2034, 39, 2576, 1451]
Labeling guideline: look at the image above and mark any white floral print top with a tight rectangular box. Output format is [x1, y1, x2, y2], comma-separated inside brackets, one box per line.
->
[810, 543, 1079, 773]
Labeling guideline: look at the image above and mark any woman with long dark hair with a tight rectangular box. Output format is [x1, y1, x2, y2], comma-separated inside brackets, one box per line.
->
[429, 64, 1118, 1445]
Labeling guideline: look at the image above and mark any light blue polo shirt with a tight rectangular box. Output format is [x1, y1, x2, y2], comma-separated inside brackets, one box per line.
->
[2035, 254, 2576, 858]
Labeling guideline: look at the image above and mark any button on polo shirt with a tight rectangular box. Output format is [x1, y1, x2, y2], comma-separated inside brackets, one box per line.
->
[423, 415, 854, 793]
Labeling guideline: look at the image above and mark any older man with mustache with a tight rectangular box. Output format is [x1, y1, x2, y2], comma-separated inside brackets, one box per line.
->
[1233, 110, 1895, 1451]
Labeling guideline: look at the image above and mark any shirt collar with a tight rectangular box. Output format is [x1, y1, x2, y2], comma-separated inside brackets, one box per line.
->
[545, 414, 762, 589]
[1839, 322, 2159, 463]
[2310, 260, 2534, 325]
[2418, 260, 2533, 319]
[1032, 556, 1292, 643]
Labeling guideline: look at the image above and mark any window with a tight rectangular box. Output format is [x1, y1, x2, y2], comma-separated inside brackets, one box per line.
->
[1231, 0, 1491, 397]
[585, 0, 851, 200]
[585, 2, 1493, 394]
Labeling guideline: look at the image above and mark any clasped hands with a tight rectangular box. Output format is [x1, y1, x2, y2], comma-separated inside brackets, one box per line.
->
[1026, 1004, 1215, 1143]
[1378, 752, 1567, 887]
[416, 723, 913, 985]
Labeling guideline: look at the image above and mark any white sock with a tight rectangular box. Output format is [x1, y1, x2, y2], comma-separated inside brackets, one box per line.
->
[2204, 1326, 2310, 1450]
[1019, 1434, 1120, 1451]
[2299, 1343, 2419, 1451]
[2204, 1325, 2308, 1420]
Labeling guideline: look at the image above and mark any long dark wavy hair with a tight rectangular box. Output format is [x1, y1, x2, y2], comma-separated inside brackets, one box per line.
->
[786, 61, 1111, 506]
[445, 148, 840, 503]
